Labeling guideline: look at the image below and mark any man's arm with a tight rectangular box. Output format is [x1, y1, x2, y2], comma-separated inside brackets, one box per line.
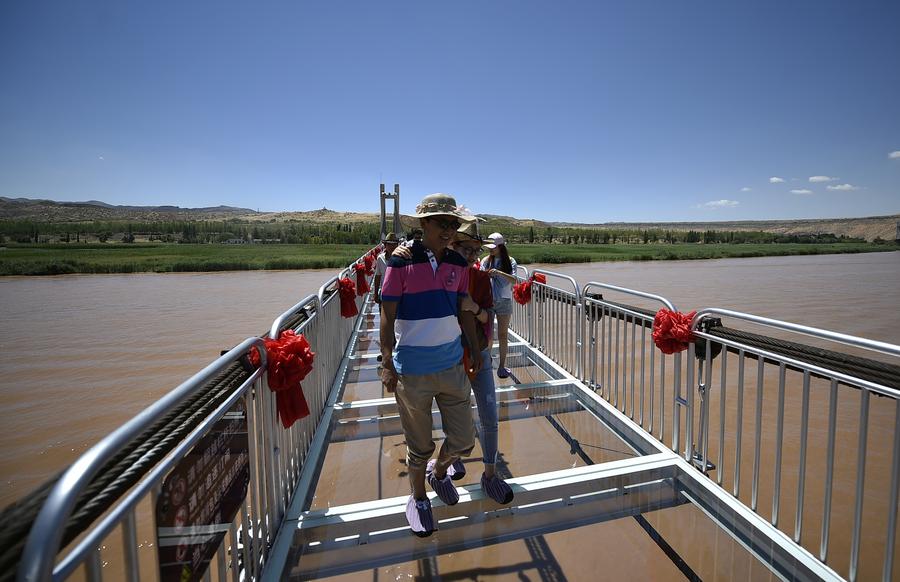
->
[458, 297, 483, 374]
[372, 273, 382, 303]
[380, 301, 399, 391]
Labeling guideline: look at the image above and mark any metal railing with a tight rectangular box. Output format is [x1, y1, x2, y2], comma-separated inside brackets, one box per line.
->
[530, 268, 582, 376]
[16, 250, 378, 582]
[509, 273, 900, 582]
[687, 309, 900, 582]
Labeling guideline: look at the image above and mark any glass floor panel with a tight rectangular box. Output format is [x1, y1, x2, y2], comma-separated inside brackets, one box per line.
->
[302, 494, 780, 582]
[310, 395, 641, 510]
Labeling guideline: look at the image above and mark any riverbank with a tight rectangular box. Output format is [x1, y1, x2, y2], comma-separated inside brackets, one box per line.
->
[0, 241, 895, 275]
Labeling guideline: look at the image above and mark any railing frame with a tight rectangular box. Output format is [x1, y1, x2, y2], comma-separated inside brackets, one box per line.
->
[18, 337, 267, 582]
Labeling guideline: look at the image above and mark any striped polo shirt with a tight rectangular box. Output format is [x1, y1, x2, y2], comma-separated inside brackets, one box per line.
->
[381, 242, 470, 375]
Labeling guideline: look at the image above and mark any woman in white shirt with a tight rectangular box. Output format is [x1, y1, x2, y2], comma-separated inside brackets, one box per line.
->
[480, 232, 518, 379]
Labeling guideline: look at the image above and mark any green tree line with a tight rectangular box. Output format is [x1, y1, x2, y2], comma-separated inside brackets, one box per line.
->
[0, 219, 383, 245]
[0, 218, 865, 246]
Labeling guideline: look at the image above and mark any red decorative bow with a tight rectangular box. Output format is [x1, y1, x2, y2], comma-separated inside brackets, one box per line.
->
[513, 280, 532, 305]
[353, 263, 370, 295]
[652, 309, 697, 354]
[363, 254, 375, 276]
[513, 273, 546, 305]
[249, 331, 315, 428]
[338, 277, 359, 318]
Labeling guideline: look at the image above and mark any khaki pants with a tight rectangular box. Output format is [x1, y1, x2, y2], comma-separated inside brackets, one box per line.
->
[395, 363, 475, 470]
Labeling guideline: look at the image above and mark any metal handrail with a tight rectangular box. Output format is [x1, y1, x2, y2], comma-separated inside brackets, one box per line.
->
[16, 246, 379, 582]
[691, 307, 900, 358]
[532, 268, 581, 299]
[318, 274, 340, 304]
[55, 367, 264, 579]
[686, 306, 900, 581]
[18, 336, 267, 582]
[269, 293, 320, 339]
[582, 281, 677, 312]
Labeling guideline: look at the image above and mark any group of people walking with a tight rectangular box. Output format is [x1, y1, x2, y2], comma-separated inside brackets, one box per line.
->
[375, 192, 518, 537]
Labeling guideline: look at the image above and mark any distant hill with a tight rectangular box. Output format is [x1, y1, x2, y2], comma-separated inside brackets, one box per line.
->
[0, 197, 258, 222]
[1, 196, 897, 241]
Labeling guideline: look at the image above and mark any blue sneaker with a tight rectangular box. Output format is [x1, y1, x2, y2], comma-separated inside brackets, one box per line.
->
[447, 458, 466, 481]
[481, 473, 514, 504]
[405, 495, 435, 537]
[497, 367, 511, 379]
[426, 459, 460, 505]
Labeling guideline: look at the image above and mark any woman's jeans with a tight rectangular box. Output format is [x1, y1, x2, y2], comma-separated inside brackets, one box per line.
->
[470, 349, 499, 464]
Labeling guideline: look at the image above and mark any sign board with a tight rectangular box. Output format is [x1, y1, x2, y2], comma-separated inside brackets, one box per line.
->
[156, 397, 250, 581]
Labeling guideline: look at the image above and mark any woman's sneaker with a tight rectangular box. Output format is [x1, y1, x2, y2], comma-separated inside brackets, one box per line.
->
[481, 473, 514, 504]
[447, 458, 466, 481]
[405, 495, 435, 537]
[497, 367, 511, 379]
[426, 459, 460, 505]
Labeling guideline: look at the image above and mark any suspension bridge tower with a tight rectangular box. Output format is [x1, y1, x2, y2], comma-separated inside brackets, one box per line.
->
[380, 183, 402, 240]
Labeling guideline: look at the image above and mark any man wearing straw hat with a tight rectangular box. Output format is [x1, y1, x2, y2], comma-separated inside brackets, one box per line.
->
[380, 193, 482, 537]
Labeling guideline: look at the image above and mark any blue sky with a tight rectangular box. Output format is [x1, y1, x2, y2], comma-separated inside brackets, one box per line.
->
[1, 1, 898, 222]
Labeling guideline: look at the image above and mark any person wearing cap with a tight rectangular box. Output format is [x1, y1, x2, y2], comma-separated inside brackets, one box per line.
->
[379, 193, 482, 537]
[480, 232, 518, 379]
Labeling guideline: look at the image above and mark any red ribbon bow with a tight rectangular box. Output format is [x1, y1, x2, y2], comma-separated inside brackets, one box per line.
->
[363, 254, 375, 276]
[652, 309, 697, 354]
[249, 331, 315, 428]
[338, 277, 359, 318]
[513, 273, 546, 305]
[353, 263, 370, 295]
[513, 280, 532, 305]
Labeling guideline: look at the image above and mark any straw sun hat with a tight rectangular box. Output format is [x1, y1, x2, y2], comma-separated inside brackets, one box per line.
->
[455, 221, 487, 244]
[413, 193, 477, 221]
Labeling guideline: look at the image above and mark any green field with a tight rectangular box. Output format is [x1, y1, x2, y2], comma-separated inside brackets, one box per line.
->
[0, 243, 373, 275]
[513, 242, 896, 264]
[0, 242, 895, 276]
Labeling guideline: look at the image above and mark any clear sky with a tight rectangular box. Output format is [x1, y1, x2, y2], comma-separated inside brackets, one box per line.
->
[1, 1, 898, 222]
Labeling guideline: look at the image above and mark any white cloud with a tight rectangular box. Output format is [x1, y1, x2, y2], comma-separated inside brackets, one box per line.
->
[98, 155, 104, 161]
[698, 199, 740, 208]
[827, 183, 859, 191]
[740, 187, 752, 192]
[769, 176, 785, 183]
[790, 189, 814, 195]
[890, 151, 900, 159]
[809, 175, 836, 182]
